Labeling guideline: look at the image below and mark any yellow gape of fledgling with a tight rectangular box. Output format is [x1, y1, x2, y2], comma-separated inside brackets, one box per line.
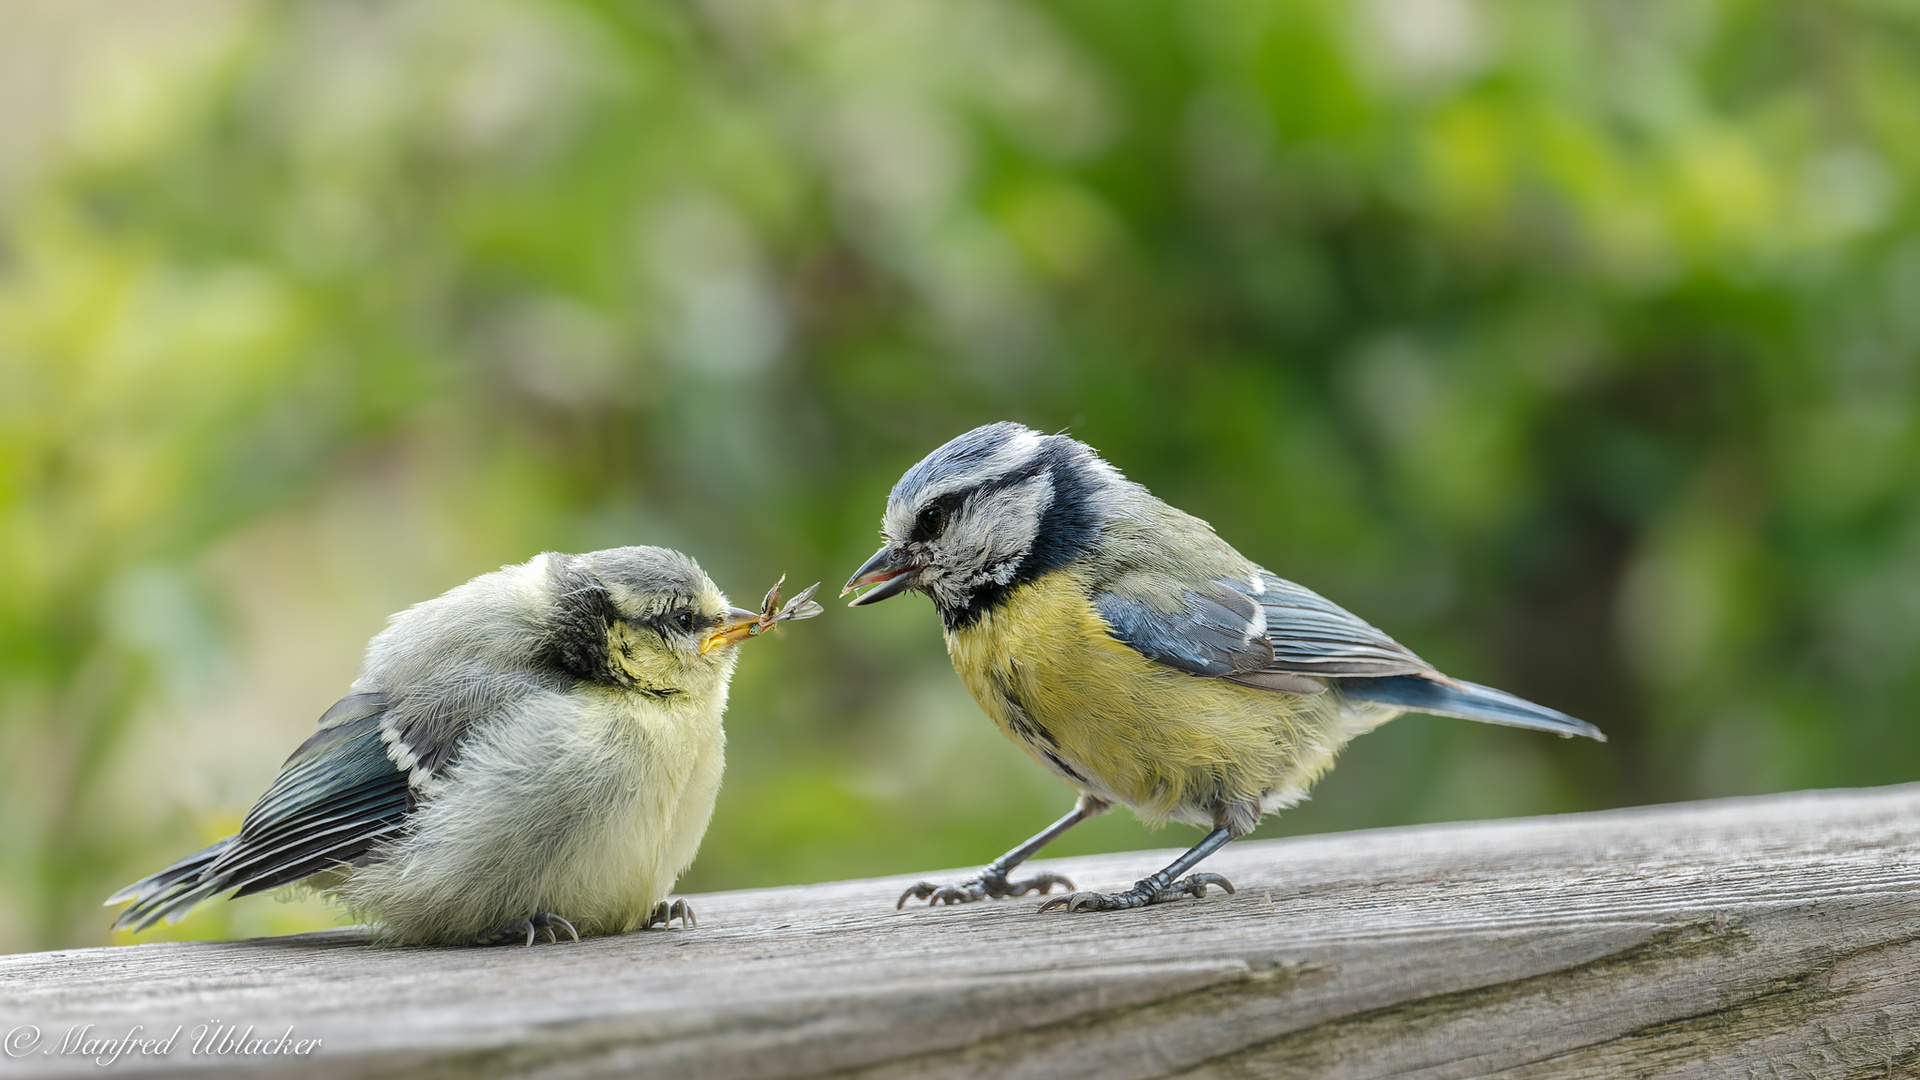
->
[845, 423, 1605, 913]
[108, 547, 795, 945]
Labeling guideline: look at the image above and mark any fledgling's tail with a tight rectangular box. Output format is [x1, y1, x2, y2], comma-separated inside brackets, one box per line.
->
[1340, 675, 1605, 741]
[104, 837, 237, 932]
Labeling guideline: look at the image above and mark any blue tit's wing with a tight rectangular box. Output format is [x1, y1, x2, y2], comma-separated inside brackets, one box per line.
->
[1253, 572, 1605, 738]
[1243, 570, 1433, 681]
[1098, 572, 1351, 687]
[109, 669, 547, 931]
[1095, 569, 1430, 694]
[1095, 566, 1604, 739]
[1094, 574, 1296, 682]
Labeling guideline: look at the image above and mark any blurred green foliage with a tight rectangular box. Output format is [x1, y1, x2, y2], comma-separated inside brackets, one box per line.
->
[3, 0, 1918, 951]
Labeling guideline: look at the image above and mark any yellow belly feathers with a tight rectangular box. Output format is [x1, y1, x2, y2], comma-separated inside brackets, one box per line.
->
[945, 569, 1366, 827]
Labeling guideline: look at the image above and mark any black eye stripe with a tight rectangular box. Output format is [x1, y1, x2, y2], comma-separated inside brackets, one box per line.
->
[907, 464, 1061, 539]
[914, 493, 965, 539]
[640, 607, 718, 637]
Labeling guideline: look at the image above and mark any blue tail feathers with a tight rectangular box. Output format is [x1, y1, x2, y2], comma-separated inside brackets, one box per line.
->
[1340, 675, 1605, 742]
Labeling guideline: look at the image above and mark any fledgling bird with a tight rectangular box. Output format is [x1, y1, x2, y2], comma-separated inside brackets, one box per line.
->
[844, 423, 1604, 913]
[108, 547, 809, 946]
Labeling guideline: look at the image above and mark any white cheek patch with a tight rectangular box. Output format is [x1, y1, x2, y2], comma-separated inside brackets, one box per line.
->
[925, 472, 1054, 605]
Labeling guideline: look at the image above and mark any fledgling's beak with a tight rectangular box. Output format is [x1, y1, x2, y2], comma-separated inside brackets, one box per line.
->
[842, 544, 920, 607]
[698, 606, 769, 654]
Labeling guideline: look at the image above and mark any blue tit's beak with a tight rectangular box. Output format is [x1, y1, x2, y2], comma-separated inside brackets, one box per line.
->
[842, 544, 920, 607]
[699, 606, 771, 654]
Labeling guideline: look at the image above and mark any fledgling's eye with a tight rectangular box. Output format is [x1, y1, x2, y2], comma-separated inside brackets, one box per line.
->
[673, 611, 695, 633]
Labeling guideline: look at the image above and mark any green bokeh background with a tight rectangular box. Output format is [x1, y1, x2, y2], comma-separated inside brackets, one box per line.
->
[3, 0, 1918, 951]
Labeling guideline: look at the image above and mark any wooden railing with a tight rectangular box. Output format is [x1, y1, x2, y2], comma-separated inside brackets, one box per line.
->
[3, 785, 1918, 1078]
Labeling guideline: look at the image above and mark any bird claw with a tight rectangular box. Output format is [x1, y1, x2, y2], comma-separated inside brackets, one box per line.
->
[478, 918, 537, 947]
[897, 869, 1076, 909]
[896, 880, 983, 907]
[476, 911, 580, 946]
[647, 898, 697, 929]
[533, 911, 579, 943]
[1036, 872, 1236, 913]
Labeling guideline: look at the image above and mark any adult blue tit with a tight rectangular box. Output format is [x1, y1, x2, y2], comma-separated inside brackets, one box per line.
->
[108, 547, 813, 945]
[844, 423, 1604, 914]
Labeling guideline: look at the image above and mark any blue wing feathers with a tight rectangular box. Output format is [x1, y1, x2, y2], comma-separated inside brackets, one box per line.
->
[216, 792, 409, 889]
[1091, 566, 1600, 741]
[109, 845, 232, 932]
[1095, 583, 1268, 678]
[109, 704, 412, 931]
[1252, 572, 1431, 676]
[226, 821, 409, 898]
[1097, 568, 1431, 682]
[110, 674, 541, 930]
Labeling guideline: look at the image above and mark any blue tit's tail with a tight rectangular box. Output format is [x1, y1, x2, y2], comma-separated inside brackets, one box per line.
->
[105, 837, 239, 932]
[1339, 675, 1605, 741]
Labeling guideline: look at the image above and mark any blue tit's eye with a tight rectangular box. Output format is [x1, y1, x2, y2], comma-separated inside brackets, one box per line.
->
[916, 501, 948, 538]
[673, 611, 694, 633]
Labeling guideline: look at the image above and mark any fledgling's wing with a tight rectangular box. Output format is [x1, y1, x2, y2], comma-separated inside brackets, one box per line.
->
[205, 694, 414, 899]
[108, 668, 548, 932]
[371, 666, 548, 788]
[109, 693, 406, 931]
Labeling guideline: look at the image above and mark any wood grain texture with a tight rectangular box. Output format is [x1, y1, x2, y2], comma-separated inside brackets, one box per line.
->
[3, 786, 1918, 1079]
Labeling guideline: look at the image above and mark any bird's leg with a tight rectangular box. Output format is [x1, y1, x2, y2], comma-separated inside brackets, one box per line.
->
[898, 795, 1110, 908]
[476, 911, 580, 946]
[647, 898, 696, 929]
[1038, 827, 1237, 913]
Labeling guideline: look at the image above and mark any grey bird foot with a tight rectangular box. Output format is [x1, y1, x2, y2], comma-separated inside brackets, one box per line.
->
[476, 911, 580, 946]
[897, 868, 1076, 909]
[647, 899, 696, 929]
[1037, 872, 1235, 913]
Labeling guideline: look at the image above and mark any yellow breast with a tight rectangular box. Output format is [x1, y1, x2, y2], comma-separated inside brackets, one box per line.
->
[944, 569, 1357, 826]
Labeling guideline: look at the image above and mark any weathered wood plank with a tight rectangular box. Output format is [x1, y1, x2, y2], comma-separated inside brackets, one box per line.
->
[3, 786, 1917, 1078]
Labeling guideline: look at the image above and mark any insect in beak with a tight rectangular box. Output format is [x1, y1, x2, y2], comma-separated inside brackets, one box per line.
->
[700, 577, 824, 653]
